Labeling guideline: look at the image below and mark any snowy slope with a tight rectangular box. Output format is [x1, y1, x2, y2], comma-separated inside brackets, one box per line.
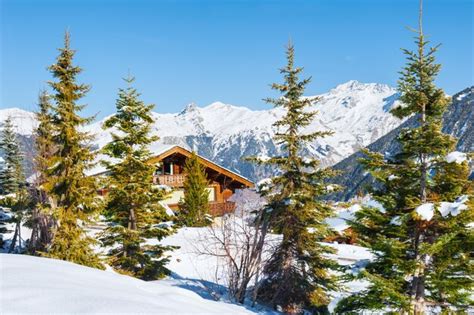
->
[0, 108, 37, 136]
[0, 254, 258, 314]
[0, 80, 403, 180]
[157, 226, 371, 313]
[330, 86, 474, 201]
[87, 81, 402, 171]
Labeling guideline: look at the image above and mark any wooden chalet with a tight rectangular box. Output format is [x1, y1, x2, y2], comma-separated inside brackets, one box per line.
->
[149, 145, 253, 216]
[93, 145, 254, 216]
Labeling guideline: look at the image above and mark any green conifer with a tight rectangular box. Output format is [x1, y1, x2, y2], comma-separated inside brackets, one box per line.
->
[42, 32, 103, 269]
[0, 117, 24, 195]
[254, 43, 339, 313]
[0, 116, 32, 253]
[179, 152, 211, 226]
[100, 75, 174, 280]
[28, 90, 56, 253]
[336, 2, 473, 313]
[0, 155, 6, 243]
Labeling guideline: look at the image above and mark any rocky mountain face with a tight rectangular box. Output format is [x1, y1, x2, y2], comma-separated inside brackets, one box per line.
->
[1, 83, 472, 201]
[329, 86, 474, 201]
[1, 80, 404, 181]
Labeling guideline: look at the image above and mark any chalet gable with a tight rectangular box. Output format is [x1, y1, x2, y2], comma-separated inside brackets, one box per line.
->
[89, 144, 253, 190]
[148, 145, 254, 190]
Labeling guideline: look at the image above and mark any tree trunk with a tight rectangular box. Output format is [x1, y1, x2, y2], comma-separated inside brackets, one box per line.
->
[413, 6, 427, 307]
[237, 277, 251, 304]
[128, 208, 137, 230]
[250, 210, 270, 307]
[18, 222, 22, 251]
[29, 207, 40, 253]
[29, 207, 55, 253]
[8, 222, 19, 253]
[39, 214, 54, 249]
[270, 248, 292, 308]
[29, 228, 39, 252]
[126, 208, 137, 258]
[251, 264, 262, 307]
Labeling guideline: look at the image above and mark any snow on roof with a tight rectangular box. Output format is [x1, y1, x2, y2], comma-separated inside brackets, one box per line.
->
[85, 143, 175, 176]
[148, 143, 180, 156]
[86, 144, 252, 185]
[166, 145, 254, 185]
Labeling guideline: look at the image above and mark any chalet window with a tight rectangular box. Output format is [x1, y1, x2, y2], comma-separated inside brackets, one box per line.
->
[206, 187, 216, 202]
[163, 162, 173, 175]
[154, 166, 163, 176]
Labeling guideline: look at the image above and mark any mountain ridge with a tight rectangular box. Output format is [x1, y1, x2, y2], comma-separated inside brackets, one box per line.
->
[1, 80, 406, 181]
[329, 86, 474, 200]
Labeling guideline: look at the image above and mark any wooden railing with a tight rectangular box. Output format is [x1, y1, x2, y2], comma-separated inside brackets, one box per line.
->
[154, 174, 187, 187]
[209, 201, 236, 216]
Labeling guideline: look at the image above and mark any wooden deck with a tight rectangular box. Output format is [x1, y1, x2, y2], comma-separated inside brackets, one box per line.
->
[154, 174, 187, 187]
[167, 201, 236, 217]
[208, 201, 236, 216]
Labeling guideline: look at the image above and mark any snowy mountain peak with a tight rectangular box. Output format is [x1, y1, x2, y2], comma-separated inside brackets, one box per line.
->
[179, 102, 199, 116]
[1, 80, 406, 180]
[204, 101, 243, 111]
[0, 107, 37, 135]
[330, 80, 394, 95]
[333, 80, 363, 91]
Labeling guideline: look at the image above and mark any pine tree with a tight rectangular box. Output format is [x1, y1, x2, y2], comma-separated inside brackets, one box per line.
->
[0, 116, 31, 253]
[336, 1, 473, 313]
[100, 75, 174, 280]
[0, 157, 6, 247]
[253, 43, 339, 313]
[28, 90, 56, 253]
[42, 32, 103, 269]
[179, 152, 211, 226]
[0, 117, 24, 195]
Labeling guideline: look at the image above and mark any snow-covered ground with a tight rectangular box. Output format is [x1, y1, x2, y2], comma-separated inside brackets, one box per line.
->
[157, 226, 372, 313]
[0, 206, 32, 254]
[0, 254, 259, 314]
[1, 223, 373, 314]
[1, 188, 378, 313]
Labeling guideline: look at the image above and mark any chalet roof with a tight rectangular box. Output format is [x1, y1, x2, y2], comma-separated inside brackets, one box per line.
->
[148, 145, 254, 188]
[87, 144, 254, 188]
[85, 144, 175, 176]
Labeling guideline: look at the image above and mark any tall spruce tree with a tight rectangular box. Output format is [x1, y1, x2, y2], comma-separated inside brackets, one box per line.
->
[0, 117, 24, 195]
[28, 90, 56, 253]
[253, 43, 339, 313]
[179, 152, 211, 226]
[0, 155, 5, 234]
[100, 75, 174, 280]
[336, 2, 473, 313]
[42, 32, 103, 269]
[0, 144, 8, 248]
[0, 116, 31, 253]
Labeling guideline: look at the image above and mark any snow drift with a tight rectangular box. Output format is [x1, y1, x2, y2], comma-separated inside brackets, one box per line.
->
[0, 254, 254, 314]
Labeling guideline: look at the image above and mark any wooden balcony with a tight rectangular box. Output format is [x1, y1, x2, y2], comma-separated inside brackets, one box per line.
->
[154, 174, 187, 187]
[209, 201, 236, 217]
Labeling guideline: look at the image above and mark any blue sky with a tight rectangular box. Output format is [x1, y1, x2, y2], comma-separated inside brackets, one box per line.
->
[1, 0, 472, 119]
